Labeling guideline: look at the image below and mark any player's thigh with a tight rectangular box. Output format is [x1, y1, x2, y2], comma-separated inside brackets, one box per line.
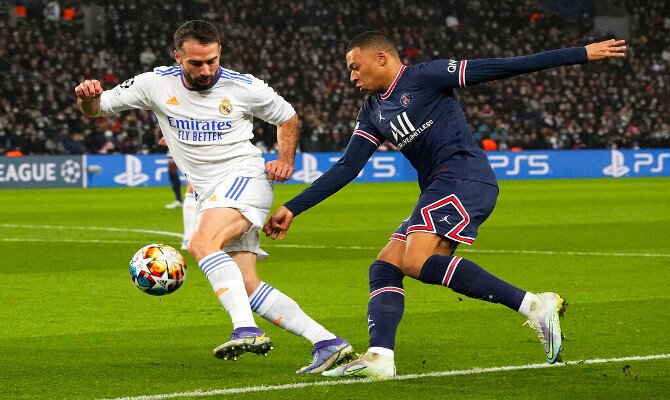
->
[230, 251, 260, 296]
[377, 238, 406, 266]
[402, 233, 454, 278]
[191, 173, 273, 260]
[189, 207, 251, 259]
[399, 177, 498, 277]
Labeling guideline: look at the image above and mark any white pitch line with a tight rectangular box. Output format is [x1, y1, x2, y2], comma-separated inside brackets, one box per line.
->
[99, 353, 670, 400]
[2, 223, 669, 258]
[0, 238, 140, 244]
[0, 223, 183, 238]
[267, 243, 670, 258]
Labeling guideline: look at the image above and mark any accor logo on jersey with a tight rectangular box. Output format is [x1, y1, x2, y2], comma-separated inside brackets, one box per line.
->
[388, 111, 433, 150]
[167, 115, 233, 142]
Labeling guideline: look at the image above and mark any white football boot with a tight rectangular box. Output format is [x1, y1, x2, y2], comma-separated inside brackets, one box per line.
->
[524, 292, 567, 364]
[322, 351, 395, 379]
[165, 200, 182, 209]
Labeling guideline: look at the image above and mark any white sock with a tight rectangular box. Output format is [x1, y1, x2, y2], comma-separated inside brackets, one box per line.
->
[249, 282, 336, 345]
[182, 193, 197, 243]
[199, 251, 256, 329]
[368, 347, 394, 359]
[518, 291, 540, 319]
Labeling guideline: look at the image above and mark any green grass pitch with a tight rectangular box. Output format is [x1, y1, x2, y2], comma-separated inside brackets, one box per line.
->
[1, 178, 669, 399]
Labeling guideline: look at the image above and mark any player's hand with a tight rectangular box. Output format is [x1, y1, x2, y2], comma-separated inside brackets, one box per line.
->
[585, 39, 626, 62]
[158, 137, 167, 146]
[265, 159, 294, 182]
[74, 79, 103, 100]
[263, 206, 294, 240]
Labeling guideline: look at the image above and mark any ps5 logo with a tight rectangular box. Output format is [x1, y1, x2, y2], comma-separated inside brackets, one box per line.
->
[603, 150, 670, 177]
[632, 152, 670, 173]
[114, 155, 149, 186]
[488, 154, 550, 176]
[292, 153, 399, 183]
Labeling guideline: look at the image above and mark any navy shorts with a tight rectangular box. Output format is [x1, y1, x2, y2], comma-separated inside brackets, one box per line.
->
[391, 177, 498, 245]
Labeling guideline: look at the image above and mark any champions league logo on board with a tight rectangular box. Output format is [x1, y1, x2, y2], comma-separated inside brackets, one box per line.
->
[60, 160, 82, 183]
[400, 92, 413, 107]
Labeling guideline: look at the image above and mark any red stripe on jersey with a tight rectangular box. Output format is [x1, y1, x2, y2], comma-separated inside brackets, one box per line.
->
[441, 256, 462, 286]
[390, 233, 407, 242]
[459, 60, 468, 88]
[353, 130, 381, 147]
[380, 65, 406, 100]
[370, 286, 405, 298]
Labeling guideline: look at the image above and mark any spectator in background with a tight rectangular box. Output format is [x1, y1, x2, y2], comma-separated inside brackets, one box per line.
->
[43, 1, 60, 23]
[1, 0, 668, 154]
[139, 46, 157, 69]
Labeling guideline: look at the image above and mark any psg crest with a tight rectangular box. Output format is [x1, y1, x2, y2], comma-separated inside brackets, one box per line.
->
[400, 92, 413, 107]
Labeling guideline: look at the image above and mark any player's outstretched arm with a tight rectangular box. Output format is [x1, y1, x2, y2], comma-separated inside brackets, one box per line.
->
[266, 113, 299, 182]
[263, 134, 378, 240]
[420, 39, 626, 89]
[74, 79, 103, 117]
[263, 206, 294, 240]
[585, 39, 626, 61]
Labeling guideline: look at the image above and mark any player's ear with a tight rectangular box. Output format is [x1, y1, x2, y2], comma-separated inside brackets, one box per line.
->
[377, 51, 388, 67]
[174, 49, 181, 63]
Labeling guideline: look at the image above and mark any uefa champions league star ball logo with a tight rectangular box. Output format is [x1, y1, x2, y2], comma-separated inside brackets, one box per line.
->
[60, 160, 82, 183]
[400, 92, 413, 107]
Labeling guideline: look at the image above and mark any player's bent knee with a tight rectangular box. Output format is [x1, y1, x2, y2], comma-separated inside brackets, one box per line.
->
[400, 253, 430, 279]
[186, 235, 208, 261]
[377, 240, 405, 267]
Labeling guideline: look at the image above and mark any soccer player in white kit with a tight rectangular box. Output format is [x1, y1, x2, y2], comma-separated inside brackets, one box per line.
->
[75, 20, 353, 374]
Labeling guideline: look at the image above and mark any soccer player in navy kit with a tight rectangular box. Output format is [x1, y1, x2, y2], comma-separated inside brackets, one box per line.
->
[264, 31, 626, 378]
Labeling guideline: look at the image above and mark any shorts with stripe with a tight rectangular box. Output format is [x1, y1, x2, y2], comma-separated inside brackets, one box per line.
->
[197, 172, 273, 257]
[390, 176, 498, 245]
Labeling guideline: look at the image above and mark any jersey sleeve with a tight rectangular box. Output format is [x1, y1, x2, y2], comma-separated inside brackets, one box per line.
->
[283, 133, 378, 216]
[284, 106, 381, 216]
[351, 104, 386, 148]
[248, 76, 296, 126]
[96, 72, 155, 117]
[413, 47, 588, 90]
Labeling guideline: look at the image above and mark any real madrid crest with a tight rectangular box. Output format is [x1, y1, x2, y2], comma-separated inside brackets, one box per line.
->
[219, 97, 233, 115]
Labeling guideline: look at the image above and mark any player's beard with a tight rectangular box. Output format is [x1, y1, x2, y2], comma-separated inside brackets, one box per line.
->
[182, 70, 216, 91]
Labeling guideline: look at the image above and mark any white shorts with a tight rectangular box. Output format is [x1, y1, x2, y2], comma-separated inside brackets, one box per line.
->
[196, 172, 273, 258]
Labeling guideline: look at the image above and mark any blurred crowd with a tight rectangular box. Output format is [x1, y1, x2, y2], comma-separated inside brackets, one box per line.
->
[0, 0, 668, 156]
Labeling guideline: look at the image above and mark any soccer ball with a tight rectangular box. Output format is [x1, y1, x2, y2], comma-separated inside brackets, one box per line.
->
[129, 244, 187, 296]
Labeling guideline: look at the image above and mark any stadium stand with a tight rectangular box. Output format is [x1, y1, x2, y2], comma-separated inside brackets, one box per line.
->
[0, 0, 668, 156]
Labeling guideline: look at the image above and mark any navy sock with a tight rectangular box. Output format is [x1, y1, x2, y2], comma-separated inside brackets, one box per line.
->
[169, 172, 182, 202]
[367, 260, 405, 350]
[418, 254, 526, 311]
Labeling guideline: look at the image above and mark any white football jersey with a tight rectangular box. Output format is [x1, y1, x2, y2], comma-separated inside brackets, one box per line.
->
[96, 65, 296, 195]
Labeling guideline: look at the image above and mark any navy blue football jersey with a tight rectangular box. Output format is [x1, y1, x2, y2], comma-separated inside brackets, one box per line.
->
[354, 60, 498, 188]
[285, 47, 587, 215]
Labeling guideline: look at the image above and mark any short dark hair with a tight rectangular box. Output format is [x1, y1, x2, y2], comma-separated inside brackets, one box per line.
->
[346, 31, 398, 56]
[173, 20, 220, 52]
